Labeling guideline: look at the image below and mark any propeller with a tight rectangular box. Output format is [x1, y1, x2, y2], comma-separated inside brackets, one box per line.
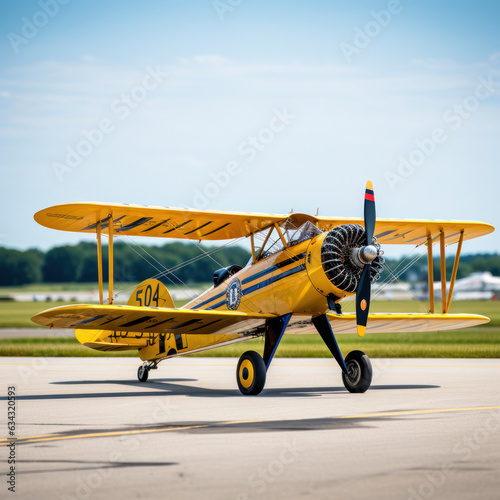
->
[355, 180, 377, 337]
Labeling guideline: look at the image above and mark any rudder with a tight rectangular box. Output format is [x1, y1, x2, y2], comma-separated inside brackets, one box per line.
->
[127, 279, 174, 308]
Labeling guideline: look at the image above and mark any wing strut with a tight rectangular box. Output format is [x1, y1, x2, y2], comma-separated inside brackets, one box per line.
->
[426, 235, 434, 314]
[440, 231, 447, 313]
[95, 213, 114, 305]
[429, 229, 465, 315]
[446, 230, 464, 313]
[97, 221, 104, 305]
[108, 214, 114, 305]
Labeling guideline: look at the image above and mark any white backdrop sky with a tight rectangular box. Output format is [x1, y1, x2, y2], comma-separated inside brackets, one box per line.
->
[1, 0, 499, 259]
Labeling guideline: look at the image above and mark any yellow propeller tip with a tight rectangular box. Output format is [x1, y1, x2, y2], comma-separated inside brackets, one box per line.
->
[357, 325, 366, 337]
[366, 180, 373, 191]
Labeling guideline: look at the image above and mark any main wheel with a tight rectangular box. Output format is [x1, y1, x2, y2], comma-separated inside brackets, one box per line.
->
[236, 351, 266, 395]
[137, 364, 149, 382]
[342, 350, 372, 393]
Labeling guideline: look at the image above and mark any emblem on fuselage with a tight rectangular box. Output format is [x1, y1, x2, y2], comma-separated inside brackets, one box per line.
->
[226, 277, 242, 310]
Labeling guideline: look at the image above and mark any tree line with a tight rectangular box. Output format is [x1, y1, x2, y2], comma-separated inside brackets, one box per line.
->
[0, 242, 498, 286]
[0, 242, 250, 286]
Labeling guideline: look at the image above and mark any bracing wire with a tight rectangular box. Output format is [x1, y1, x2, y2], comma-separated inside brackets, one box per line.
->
[340, 243, 429, 313]
[99, 233, 188, 301]
[110, 233, 251, 304]
[372, 245, 430, 312]
[120, 237, 198, 301]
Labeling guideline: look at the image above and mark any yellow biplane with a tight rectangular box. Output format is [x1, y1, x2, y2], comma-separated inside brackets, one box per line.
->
[32, 182, 494, 395]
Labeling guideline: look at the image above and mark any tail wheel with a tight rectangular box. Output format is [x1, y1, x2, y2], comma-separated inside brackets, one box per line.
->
[342, 350, 372, 393]
[236, 351, 266, 396]
[137, 364, 149, 382]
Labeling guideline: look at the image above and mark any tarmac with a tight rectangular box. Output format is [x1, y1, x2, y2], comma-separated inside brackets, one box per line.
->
[0, 328, 74, 339]
[1, 356, 499, 499]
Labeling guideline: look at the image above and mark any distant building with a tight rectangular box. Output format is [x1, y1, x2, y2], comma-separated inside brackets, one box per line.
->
[412, 272, 500, 302]
[450, 272, 500, 300]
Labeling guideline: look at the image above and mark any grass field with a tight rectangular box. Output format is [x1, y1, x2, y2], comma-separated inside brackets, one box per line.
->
[2, 298, 499, 328]
[0, 299, 498, 358]
[0, 300, 189, 328]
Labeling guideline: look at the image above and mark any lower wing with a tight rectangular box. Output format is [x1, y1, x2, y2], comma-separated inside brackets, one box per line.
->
[287, 313, 490, 334]
[32, 305, 489, 337]
[31, 304, 273, 336]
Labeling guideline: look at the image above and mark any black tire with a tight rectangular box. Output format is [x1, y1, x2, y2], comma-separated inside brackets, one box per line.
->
[236, 351, 266, 395]
[137, 365, 149, 382]
[342, 350, 372, 393]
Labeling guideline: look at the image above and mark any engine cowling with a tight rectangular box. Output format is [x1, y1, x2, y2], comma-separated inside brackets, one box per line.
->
[306, 224, 385, 300]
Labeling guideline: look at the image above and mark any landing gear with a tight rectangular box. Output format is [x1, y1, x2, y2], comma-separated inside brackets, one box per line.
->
[342, 350, 372, 393]
[312, 314, 373, 393]
[137, 363, 149, 382]
[235, 314, 291, 396]
[236, 351, 267, 396]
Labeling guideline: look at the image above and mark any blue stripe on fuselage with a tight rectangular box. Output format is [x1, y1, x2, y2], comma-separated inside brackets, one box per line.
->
[190, 253, 306, 311]
[207, 263, 306, 310]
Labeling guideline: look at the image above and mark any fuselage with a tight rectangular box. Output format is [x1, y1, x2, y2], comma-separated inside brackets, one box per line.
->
[184, 237, 323, 316]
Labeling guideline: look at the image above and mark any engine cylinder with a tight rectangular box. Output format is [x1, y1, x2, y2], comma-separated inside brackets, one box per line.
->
[306, 224, 385, 298]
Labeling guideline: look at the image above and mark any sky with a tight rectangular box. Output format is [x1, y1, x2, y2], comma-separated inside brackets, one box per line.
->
[1, 0, 499, 260]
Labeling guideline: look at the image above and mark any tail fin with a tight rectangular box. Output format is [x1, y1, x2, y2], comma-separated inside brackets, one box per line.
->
[128, 279, 174, 308]
[75, 279, 174, 351]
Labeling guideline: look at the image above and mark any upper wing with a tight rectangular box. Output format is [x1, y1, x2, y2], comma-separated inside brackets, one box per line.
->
[34, 203, 285, 240]
[31, 304, 273, 335]
[286, 313, 490, 334]
[315, 218, 494, 245]
[34, 202, 494, 243]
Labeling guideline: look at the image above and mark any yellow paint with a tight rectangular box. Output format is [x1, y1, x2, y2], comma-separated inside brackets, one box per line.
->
[3, 406, 499, 447]
[305, 232, 351, 300]
[338, 406, 500, 419]
[446, 231, 464, 313]
[0, 423, 213, 446]
[285, 313, 490, 335]
[357, 325, 366, 337]
[127, 279, 174, 308]
[32, 303, 274, 332]
[274, 222, 287, 247]
[256, 226, 273, 260]
[32, 201, 495, 365]
[440, 230, 447, 314]
[108, 214, 113, 305]
[34, 202, 494, 244]
[96, 221, 103, 305]
[427, 235, 434, 314]
[239, 359, 255, 388]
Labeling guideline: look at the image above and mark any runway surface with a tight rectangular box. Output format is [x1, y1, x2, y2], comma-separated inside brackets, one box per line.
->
[0, 328, 74, 339]
[1, 357, 499, 499]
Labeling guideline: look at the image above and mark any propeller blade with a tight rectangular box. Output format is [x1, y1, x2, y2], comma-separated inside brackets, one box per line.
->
[356, 180, 376, 337]
[364, 180, 376, 245]
[356, 264, 371, 337]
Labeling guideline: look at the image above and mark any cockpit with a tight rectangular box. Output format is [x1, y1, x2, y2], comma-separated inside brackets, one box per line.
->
[215, 218, 324, 286]
[254, 220, 322, 260]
